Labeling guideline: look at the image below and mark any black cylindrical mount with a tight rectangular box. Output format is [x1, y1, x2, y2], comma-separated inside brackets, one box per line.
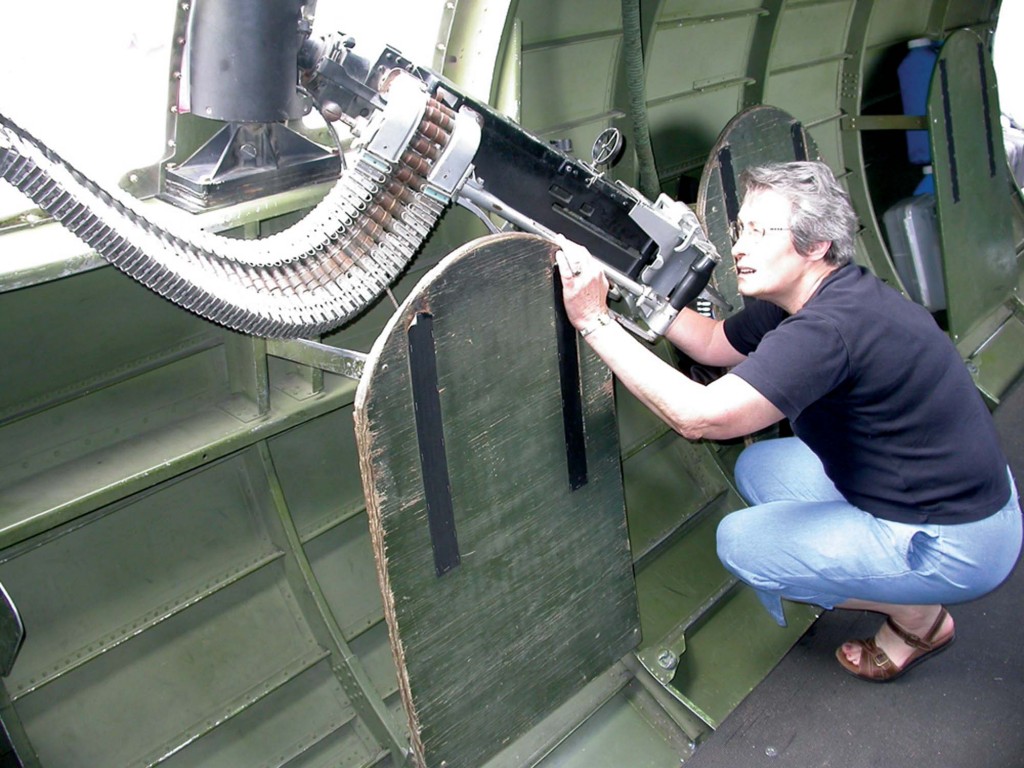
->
[188, 0, 306, 123]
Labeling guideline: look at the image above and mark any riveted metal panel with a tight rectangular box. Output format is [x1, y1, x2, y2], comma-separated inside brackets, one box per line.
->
[765, 60, 845, 126]
[348, 622, 403, 710]
[807, 115, 844, 156]
[267, 409, 367, 538]
[0, 456, 276, 701]
[522, 38, 622, 129]
[772, 1, 853, 70]
[942, 0, 999, 28]
[158, 662, 375, 768]
[14, 562, 324, 766]
[623, 431, 730, 560]
[516, 0, 624, 45]
[659, 0, 761, 17]
[0, 266, 217, 422]
[305, 515, 386, 641]
[647, 16, 756, 103]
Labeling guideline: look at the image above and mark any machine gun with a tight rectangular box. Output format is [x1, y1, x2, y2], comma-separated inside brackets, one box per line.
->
[294, 33, 726, 341]
[0, 4, 724, 340]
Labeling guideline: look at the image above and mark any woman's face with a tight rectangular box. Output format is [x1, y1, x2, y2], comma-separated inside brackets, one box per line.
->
[731, 189, 808, 306]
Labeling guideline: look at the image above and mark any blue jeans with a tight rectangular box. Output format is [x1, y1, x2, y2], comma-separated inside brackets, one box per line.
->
[717, 438, 1023, 626]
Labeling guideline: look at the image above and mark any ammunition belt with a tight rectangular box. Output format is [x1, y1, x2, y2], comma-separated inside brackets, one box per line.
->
[0, 74, 457, 338]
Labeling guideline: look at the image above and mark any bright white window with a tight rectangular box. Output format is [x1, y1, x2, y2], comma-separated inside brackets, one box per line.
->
[0, 0, 448, 219]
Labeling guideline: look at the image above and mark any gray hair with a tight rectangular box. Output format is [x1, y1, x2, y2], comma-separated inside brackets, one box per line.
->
[739, 161, 858, 267]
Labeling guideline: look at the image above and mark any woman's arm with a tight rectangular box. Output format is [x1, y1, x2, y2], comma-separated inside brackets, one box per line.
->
[555, 239, 782, 440]
[665, 307, 747, 368]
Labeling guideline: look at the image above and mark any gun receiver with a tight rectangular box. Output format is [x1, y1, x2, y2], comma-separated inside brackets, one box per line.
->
[299, 35, 727, 341]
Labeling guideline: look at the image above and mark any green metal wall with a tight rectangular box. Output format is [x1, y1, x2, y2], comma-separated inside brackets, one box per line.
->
[0, 1, 1021, 766]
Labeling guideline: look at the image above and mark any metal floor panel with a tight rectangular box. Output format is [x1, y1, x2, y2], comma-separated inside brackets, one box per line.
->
[538, 682, 695, 768]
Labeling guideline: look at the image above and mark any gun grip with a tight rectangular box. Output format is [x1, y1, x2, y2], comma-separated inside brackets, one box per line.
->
[668, 252, 716, 311]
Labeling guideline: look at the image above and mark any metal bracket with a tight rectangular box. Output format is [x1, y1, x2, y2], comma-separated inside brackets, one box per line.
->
[635, 576, 739, 685]
[265, 338, 368, 380]
[425, 107, 482, 198]
[360, 74, 430, 164]
[840, 115, 929, 131]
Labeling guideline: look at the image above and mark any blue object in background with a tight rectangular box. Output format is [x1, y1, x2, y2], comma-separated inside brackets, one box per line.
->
[914, 166, 935, 195]
[898, 38, 940, 166]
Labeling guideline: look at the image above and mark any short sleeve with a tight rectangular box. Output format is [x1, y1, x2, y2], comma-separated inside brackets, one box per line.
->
[723, 299, 789, 356]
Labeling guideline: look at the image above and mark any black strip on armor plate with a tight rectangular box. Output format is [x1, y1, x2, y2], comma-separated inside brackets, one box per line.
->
[791, 123, 808, 161]
[553, 266, 588, 490]
[718, 145, 740, 224]
[939, 59, 960, 203]
[408, 312, 461, 577]
[977, 43, 997, 178]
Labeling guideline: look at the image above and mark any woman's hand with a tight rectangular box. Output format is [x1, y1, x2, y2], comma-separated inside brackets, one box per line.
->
[553, 236, 611, 330]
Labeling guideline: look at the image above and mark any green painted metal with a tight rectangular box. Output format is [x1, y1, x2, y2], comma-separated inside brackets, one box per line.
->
[632, 488, 818, 727]
[0, 2, 1022, 766]
[740, 0, 786, 112]
[644, 9, 756, 183]
[0, 453, 371, 766]
[925, 26, 1024, 403]
[0, 176, 481, 766]
[836, 0, 908, 287]
[257, 442, 410, 762]
[930, 29, 1019, 342]
[971, 314, 1024, 404]
[526, 673, 698, 767]
[355, 234, 640, 768]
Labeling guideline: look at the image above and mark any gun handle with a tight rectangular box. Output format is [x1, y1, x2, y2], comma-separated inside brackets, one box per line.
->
[669, 252, 717, 311]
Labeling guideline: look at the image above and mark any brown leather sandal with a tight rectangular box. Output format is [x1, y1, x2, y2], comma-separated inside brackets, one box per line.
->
[835, 607, 956, 683]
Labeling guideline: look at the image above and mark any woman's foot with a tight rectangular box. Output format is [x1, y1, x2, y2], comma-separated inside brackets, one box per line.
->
[836, 606, 956, 682]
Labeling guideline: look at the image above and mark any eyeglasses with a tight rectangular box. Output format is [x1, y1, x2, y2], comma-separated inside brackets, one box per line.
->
[729, 221, 790, 245]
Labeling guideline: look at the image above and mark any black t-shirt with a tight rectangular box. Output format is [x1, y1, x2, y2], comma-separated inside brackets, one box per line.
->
[723, 264, 1010, 525]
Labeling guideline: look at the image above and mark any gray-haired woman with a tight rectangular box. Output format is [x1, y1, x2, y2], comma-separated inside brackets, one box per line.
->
[556, 160, 1021, 682]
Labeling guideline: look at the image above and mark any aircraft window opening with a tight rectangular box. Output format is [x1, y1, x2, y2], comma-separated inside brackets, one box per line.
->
[994, 2, 1024, 192]
[0, 0, 450, 222]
